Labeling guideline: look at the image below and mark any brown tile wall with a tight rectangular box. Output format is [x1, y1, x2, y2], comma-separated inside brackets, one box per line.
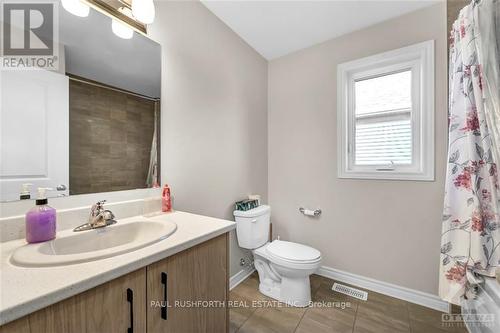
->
[69, 79, 157, 195]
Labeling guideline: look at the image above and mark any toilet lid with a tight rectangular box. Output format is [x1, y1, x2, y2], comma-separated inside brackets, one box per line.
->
[266, 240, 321, 262]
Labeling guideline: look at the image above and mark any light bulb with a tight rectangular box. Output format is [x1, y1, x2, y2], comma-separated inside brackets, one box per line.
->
[111, 19, 134, 39]
[61, 0, 90, 17]
[132, 0, 155, 24]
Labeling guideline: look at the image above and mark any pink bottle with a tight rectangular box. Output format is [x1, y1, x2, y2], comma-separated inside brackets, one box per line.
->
[25, 188, 56, 243]
[162, 184, 172, 212]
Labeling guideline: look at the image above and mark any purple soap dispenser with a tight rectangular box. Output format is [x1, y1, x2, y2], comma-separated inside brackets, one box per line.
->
[25, 188, 56, 243]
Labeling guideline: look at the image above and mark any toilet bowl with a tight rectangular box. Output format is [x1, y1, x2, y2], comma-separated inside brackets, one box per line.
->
[234, 205, 321, 307]
[253, 240, 321, 307]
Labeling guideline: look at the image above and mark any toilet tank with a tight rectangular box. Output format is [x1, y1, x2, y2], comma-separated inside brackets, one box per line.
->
[233, 205, 271, 249]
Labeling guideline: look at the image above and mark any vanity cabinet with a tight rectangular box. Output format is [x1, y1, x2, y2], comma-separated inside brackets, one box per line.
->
[0, 233, 228, 333]
[0, 268, 146, 333]
[147, 233, 228, 333]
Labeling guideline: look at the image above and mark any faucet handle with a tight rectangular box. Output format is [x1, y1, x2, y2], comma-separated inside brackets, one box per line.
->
[90, 200, 106, 216]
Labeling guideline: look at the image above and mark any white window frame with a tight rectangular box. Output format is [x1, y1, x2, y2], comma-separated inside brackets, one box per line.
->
[337, 40, 435, 181]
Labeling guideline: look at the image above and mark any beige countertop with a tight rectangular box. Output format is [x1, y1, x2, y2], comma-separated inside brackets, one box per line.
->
[0, 211, 235, 325]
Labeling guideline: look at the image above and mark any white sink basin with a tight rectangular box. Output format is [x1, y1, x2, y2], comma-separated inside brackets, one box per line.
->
[11, 218, 177, 267]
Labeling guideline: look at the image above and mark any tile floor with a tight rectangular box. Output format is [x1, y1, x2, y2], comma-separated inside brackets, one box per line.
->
[229, 272, 467, 333]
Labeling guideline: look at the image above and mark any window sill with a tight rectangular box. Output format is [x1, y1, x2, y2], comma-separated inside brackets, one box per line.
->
[338, 170, 435, 181]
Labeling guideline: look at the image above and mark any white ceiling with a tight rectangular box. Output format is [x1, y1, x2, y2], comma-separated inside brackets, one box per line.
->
[201, 0, 442, 60]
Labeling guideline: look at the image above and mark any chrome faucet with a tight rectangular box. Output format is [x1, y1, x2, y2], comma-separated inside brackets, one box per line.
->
[73, 200, 117, 232]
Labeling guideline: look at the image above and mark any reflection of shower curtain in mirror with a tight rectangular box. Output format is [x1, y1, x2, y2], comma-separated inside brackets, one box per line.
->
[440, 0, 500, 305]
[147, 102, 159, 188]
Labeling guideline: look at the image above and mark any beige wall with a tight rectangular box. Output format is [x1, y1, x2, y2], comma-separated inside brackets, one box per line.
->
[268, 3, 447, 295]
[149, 1, 268, 276]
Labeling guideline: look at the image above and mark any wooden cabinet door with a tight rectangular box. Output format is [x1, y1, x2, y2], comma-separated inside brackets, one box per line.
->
[80, 268, 146, 333]
[0, 268, 146, 333]
[147, 233, 228, 333]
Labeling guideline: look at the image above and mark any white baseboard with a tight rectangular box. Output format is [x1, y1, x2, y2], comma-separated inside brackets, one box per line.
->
[317, 266, 448, 312]
[230, 267, 256, 291]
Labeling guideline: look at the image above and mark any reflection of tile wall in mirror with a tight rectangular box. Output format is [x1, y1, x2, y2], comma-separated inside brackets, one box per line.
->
[69, 78, 157, 195]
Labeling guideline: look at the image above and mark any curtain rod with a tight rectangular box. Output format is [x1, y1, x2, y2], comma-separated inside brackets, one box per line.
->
[68, 75, 160, 102]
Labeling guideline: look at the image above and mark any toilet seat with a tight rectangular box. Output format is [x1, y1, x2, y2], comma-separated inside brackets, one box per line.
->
[266, 240, 320, 263]
[256, 240, 321, 270]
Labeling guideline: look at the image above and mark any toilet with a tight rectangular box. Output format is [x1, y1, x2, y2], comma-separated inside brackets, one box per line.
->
[234, 205, 321, 307]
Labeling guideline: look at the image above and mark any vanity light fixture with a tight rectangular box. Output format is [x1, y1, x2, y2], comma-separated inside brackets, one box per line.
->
[131, 0, 155, 24]
[112, 18, 134, 39]
[62, 1, 150, 39]
[61, 0, 90, 17]
[112, 6, 134, 39]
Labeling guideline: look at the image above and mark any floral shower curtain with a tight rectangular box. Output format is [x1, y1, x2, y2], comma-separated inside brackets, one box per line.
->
[439, 0, 500, 305]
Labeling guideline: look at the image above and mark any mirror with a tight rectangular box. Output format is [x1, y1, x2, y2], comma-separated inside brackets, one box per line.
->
[0, 3, 161, 202]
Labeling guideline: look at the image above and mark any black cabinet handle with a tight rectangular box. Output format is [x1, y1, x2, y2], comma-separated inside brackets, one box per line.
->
[127, 288, 134, 333]
[161, 272, 168, 320]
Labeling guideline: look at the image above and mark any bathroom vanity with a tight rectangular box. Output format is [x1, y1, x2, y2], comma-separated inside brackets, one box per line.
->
[0, 3, 233, 332]
[0, 211, 235, 333]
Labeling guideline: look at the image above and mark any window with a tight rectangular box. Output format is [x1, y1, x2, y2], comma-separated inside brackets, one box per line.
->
[337, 40, 434, 180]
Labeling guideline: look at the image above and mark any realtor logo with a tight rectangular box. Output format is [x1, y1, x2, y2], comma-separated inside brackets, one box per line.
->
[1, 0, 59, 69]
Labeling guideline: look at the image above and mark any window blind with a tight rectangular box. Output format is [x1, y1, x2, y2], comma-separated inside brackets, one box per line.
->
[355, 116, 412, 165]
